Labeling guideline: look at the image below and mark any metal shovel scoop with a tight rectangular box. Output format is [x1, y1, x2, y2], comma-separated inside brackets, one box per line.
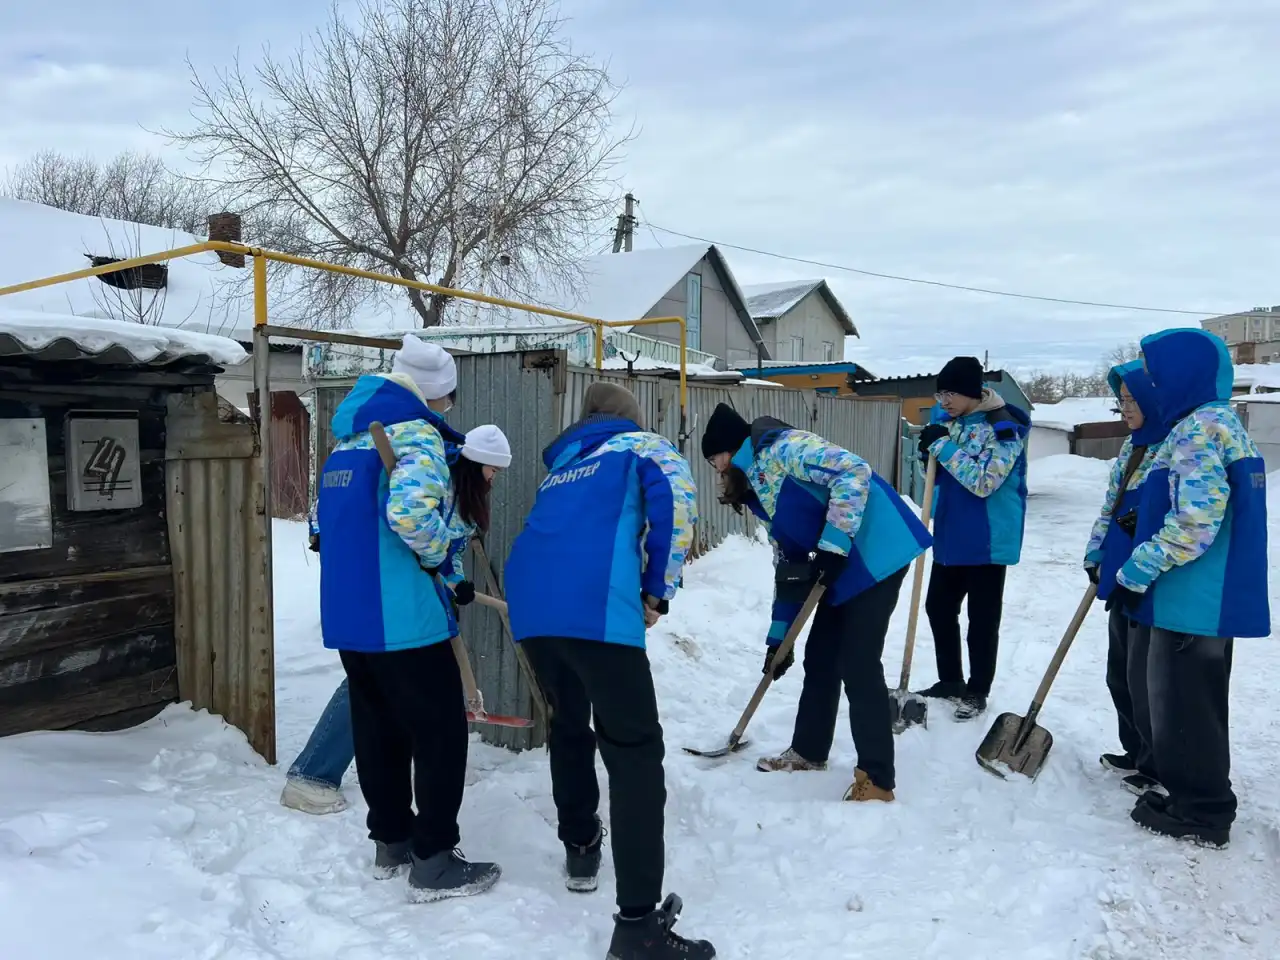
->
[975, 585, 1097, 780]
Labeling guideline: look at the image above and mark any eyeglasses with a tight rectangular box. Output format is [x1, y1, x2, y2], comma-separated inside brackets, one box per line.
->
[934, 391, 958, 403]
[1117, 398, 1139, 410]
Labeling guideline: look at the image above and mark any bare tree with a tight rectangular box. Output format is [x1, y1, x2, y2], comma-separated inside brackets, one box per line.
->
[167, 0, 629, 328]
[3, 149, 215, 234]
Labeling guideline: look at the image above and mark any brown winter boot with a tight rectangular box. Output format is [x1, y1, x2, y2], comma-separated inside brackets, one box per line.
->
[756, 748, 828, 773]
[842, 768, 895, 803]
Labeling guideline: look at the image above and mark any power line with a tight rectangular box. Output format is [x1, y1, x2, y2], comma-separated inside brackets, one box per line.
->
[646, 221, 1241, 318]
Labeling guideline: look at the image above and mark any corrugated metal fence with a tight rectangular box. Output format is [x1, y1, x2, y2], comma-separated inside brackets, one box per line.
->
[312, 350, 902, 749]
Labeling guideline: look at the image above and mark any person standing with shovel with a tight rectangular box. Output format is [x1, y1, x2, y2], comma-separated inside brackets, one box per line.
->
[914, 357, 1031, 721]
[700, 404, 931, 803]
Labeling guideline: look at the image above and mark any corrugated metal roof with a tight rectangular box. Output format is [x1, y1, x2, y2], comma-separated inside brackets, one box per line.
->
[0, 309, 248, 368]
[742, 279, 823, 318]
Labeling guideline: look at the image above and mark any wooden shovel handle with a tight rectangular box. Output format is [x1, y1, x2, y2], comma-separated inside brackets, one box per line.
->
[730, 583, 826, 742]
[1028, 584, 1098, 710]
[473, 592, 508, 614]
[897, 455, 937, 690]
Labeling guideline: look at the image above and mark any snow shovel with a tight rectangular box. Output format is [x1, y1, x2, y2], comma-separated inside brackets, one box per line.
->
[683, 583, 826, 758]
[975, 584, 1097, 781]
[369, 422, 532, 729]
[890, 455, 937, 735]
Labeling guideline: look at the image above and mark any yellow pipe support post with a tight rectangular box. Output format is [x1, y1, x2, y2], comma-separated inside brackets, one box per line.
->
[607, 316, 690, 453]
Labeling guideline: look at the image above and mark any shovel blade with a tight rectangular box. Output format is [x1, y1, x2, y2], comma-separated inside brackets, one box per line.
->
[467, 711, 534, 728]
[682, 738, 752, 759]
[975, 711, 1054, 780]
[889, 690, 929, 735]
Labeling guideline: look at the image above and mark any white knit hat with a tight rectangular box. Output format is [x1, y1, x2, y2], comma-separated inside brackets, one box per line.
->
[392, 335, 457, 401]
[462, 424, 511, 469]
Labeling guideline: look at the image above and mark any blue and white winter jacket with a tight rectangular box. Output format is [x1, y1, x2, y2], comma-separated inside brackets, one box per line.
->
[1084, 362, 1171, 602]
[731, 418, 932, 645]
[504, 415, 698, 648]
[925, 392, 1030, 567]
[1116, 329, 1270, 639]
[315, 373, 468, 653]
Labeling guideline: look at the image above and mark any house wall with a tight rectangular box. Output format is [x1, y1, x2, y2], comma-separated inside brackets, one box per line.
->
[748, 371, 853, 394]
[1028, 426, 1071, 460]
[767, 290, 847, 362]
[1239, 402, 1280, 472]
[640, 259, 759, 368]
[0, 366, 183, 738]
[1204, 312, 1280, 344]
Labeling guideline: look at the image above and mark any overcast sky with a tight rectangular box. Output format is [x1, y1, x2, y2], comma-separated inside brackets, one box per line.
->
[3, 0, 1278, 374]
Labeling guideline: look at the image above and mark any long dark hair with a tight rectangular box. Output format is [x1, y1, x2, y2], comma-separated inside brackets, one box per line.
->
[718, 465, 758, 516]
[451, 457, 492, 532]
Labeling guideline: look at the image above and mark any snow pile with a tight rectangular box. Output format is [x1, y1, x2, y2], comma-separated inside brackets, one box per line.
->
[0, 307, 247, 367]
[2, 458, 1278, 959]
[1032, 397, 1121, 431]
[1235, 363, 1280, 393]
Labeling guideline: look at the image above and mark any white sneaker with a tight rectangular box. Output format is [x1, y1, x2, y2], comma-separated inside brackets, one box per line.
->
[280, 778, 349, 815]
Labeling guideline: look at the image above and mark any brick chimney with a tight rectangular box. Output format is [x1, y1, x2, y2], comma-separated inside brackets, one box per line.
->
[207, 212, 245, 268]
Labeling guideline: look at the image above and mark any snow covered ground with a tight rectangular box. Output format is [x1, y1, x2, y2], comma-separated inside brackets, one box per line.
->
[2, 455, 1277, 959]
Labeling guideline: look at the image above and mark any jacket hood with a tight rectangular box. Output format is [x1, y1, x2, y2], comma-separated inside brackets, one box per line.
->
[330, 373, 465, 450]
[1107, 360, 1171, 448]
[542, 414, 640, 470]
[1139, 328, 1234, 423]
[749, 415, 794, 449]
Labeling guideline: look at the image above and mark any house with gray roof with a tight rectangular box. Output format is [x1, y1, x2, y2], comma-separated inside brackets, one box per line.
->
[741, 279, 857, 363]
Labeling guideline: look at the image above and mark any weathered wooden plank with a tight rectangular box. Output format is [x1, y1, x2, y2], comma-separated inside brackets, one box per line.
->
[166, 392, 258, 460]
[68, 699, 170, 733]
[0, 570, 173, 661]
[0, 629, 175, 705]
[0, 666, 178, 737]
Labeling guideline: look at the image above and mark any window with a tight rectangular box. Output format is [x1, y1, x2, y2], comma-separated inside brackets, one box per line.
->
[685, 273, 702, 352]
[822, 341, 835, 361]
[790, 335, 804, 360]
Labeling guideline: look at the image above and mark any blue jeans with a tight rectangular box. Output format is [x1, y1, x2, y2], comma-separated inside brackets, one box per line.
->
[287, 678, 355, 789]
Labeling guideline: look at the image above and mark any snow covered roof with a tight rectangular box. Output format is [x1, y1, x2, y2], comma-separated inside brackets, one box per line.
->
[0, 198, 264, 341]
[1234, 363, 1280, 392]
[0, 308, 247, 367]
[740, 278, 857, 336]
[1031, 397, 1121, 431]
[598, 355, 739, 381]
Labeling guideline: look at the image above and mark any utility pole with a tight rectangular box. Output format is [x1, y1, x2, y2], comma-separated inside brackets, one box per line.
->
[612, 192, 636, 253]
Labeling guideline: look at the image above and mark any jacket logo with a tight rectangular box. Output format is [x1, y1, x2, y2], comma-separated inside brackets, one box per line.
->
[1252, 472, 1267, 490]
[539, 460, 601, 491]
[322, 469, 354, 489]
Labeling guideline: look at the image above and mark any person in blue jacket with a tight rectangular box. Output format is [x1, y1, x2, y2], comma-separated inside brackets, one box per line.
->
[913, 357, 1031, 721]
[504, 381, 712, 960]
[700, 403, 932, 804]
[1108, 328, 1269, 848]
[315, 334, 501, 901]
[1082, 361, 1171, 798]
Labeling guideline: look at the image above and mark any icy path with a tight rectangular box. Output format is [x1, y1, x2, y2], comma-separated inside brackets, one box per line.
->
[2, 456, 1277, 959]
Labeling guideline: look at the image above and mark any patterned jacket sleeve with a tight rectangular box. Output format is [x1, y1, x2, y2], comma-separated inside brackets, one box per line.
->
[929, 422, 1025, 499]
[1116, 418, 1229, 593]
[1084, 439, 1130, 565]
[440, 522, 476, 588]
[382, 420, 453, 570]
[771, 431, 872, 556]
[633, 436, 699, 601]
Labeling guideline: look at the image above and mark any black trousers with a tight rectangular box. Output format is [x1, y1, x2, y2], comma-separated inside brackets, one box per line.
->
[790, 567, 907, 790]
[521, 636, 666, 912]
[339, 642, 468, 859]
[1147, 628, 1236, 830]
[925, 562, 1007, 697]
[1105, 609, 1155, 777]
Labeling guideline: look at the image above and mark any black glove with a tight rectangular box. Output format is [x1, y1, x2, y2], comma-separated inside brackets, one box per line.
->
[812, 549, 847, 585]
[918, 424, 949, 457]
[763, 645, 794, 680]
[1085, 565, 1100, 586]
[453, 580, 476, 606]
[308, 533, 320, 553]
[1105, 586, 1141, 613]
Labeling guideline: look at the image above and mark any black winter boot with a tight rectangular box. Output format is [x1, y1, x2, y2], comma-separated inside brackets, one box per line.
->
[605, 894, 716, 959]
[566, 819, 605, 893]
[1131, 798, 1228, 849]
[913, 680, 966, 701]
[373, 840, 413, 879]
[407, 849, 501, 902]
[1100, 752, 1137, 774]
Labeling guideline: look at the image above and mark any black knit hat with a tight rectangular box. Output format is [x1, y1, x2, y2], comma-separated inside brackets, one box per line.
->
[701, 403, 751, 459]
[936, 356, 985, 400]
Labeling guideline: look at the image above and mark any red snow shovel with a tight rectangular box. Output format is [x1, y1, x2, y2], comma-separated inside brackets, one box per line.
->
[975, 584, 1097, 781]
[890, 455, 936, 735]
[683, 583, 826, 758]
[369, 422, 532, 729]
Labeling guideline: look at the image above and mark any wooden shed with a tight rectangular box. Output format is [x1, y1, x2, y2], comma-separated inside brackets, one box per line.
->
[0, 314, 276, 761]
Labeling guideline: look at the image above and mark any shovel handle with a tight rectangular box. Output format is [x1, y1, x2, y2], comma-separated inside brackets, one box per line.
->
[729, 583, 826, 741]
[897, 456, 937, 690]
[1027, 584, 1098, 710]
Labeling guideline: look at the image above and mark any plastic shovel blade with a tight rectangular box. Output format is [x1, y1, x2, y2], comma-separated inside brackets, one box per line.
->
[466, 711, 534, 728]
[889, 689, 929, 735]
[975, 711, 1054, 781]
[682, 737, 752, 759]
